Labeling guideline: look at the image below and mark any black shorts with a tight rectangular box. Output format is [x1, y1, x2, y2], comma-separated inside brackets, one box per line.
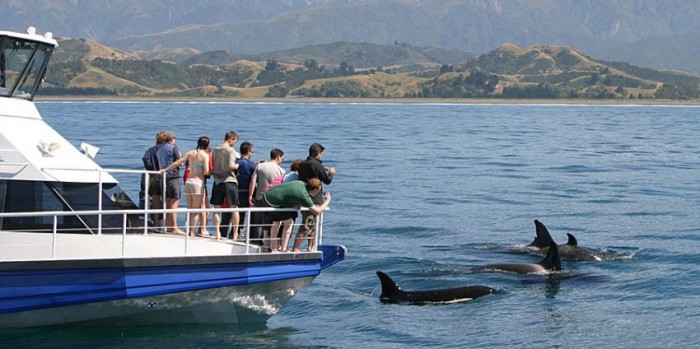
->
[210, 182, 239, 206]
[261, 199, 298, 222]
[147, 175, 161, 195]
[165, 178, 181, 200]
[268, 210, 298, 222]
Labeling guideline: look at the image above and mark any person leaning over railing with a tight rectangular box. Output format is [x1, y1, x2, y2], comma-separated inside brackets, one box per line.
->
[262, 178, 331, 252]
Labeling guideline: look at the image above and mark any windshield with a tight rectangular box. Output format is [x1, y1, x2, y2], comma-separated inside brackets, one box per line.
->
[0, 36, 54, 100]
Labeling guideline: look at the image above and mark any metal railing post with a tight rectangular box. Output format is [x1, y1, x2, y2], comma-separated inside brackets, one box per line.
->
[184, 211, 190, 255]
[161, 172, 167, 233]
[143, 174, 150, 235]
[316, 211, 324, 248]
[52, 215, 58, 259]
[97, 169, 103, 235]
[312, 212, 321, 251]
[245, 208, 251, 254]
[122, 214, 127, 257]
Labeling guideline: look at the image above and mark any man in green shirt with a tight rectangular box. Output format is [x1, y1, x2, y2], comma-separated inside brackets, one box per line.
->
[263, 178, 331, 252]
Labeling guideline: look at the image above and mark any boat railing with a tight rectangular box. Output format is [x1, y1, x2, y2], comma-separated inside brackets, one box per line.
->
[40, 166, 167, 234]
[1, 166, 327, 258]
[0, 205, 325, 258]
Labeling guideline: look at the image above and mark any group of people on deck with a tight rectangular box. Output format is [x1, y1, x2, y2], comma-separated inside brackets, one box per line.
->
[141, 130, 335, 252]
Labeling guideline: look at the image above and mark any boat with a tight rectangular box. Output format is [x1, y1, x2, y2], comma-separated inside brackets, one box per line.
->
[0, 27, 346, 327]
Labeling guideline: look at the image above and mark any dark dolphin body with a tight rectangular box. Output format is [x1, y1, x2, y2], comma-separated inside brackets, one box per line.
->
[376, 271, 497, 304]
[528, 219, 603, 261]
[472, 240, 562, 274]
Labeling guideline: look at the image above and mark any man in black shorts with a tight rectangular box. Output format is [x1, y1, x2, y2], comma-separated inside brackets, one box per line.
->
[209, 131, 239, 240]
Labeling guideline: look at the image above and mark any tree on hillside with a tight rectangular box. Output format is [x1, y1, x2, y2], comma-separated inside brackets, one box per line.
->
[266, 58, 280, 71]
[587, 73, 600, 86]
[338, 61, 355, 73]
[465, 71, 499, 92]
[440, 64, 454, 74]
[304, 59, 319, 70]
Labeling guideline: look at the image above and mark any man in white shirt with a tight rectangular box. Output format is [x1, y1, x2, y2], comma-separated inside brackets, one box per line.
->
[248, 148, 285, 246]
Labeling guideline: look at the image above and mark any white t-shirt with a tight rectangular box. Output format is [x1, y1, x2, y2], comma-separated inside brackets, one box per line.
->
[253, 161, 285, 200]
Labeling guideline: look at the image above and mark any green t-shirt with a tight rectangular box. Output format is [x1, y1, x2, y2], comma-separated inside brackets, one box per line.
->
[264, 180, 314, 208]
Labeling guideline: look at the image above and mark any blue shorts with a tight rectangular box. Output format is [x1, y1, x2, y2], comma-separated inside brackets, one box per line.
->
[210, 182, 239, 206]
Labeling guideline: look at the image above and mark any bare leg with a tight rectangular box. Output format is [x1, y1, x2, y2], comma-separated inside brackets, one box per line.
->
[292, 227, 306, 252]
[307, 229, 316, 251]
[167, 198, 184, 235]
[187, 194, 205, 236]
[293, 212, 315, 251]
[279, 218, 294, 252]
[212, 206, 222, 240]
[185, 194, 193, 235]
[269, 220, 281, 251]
[199, 194, 210, 236]
[230, 206, 240, 240]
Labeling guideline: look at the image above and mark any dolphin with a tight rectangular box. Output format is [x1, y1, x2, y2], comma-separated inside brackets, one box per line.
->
[376, 271, 497, 304]
[472, 240, 561, 274]
[527, 219, 556, 251]
[528, 219, 603, 261]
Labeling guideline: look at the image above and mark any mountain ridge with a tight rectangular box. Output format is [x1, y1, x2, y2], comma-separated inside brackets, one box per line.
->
[4, 0, 700, 73]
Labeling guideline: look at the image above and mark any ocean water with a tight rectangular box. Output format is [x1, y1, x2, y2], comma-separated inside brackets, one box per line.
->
[4, 101, 700, 348]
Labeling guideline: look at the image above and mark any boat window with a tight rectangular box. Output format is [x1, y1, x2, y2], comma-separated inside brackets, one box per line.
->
[0, 180, 65, 231]
[0, 37, 53, 100]
[0, 38, 34, 97]
[0, 181, 133, 233]
[13, 44, 52, 100]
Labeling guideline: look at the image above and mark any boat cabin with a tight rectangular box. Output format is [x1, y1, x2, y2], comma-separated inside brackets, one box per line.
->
[0, 27, 139, 234]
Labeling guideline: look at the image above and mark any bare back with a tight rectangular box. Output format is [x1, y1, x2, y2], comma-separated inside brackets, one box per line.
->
[187, 149, 209, 180]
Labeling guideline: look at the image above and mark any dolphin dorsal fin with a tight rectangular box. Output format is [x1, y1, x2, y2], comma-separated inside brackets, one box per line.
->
[566, 233, 579, 246]
[530, 219, 556, 248]
[540, 241, 562, 271]
[376, 271, 401, 298]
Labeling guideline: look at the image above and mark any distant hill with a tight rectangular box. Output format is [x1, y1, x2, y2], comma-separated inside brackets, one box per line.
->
[4, 0, 700, 73]
[51, 38, 137, 63]
[454, 44, 699, 99]
[182, 42, 476, 69]
[589, 33, 700, 75]
[460, 44, 699, 87]
[41, 39, 700, 100]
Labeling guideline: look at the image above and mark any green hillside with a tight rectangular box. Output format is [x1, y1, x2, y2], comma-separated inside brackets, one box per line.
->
[182, 42, 475, 68]
[41, 39, 700, 101]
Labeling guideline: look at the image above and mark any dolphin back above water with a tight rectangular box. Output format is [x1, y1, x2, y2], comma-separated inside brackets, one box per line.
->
[472, 240, 562, 274]
[528, 219, 603, 261]
[376, 271, 497, 304]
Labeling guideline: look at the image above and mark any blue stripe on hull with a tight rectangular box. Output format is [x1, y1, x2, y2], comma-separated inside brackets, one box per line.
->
[0, 259, 320, 314]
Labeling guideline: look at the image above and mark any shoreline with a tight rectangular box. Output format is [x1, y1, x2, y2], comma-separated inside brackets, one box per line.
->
[35, 96, 700, 106]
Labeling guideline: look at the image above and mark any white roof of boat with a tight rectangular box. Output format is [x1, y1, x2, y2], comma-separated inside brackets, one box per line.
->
[0, 27, 58, 47]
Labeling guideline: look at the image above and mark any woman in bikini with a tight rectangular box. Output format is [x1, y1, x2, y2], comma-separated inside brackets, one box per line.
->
[162, 136, 211, 236]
